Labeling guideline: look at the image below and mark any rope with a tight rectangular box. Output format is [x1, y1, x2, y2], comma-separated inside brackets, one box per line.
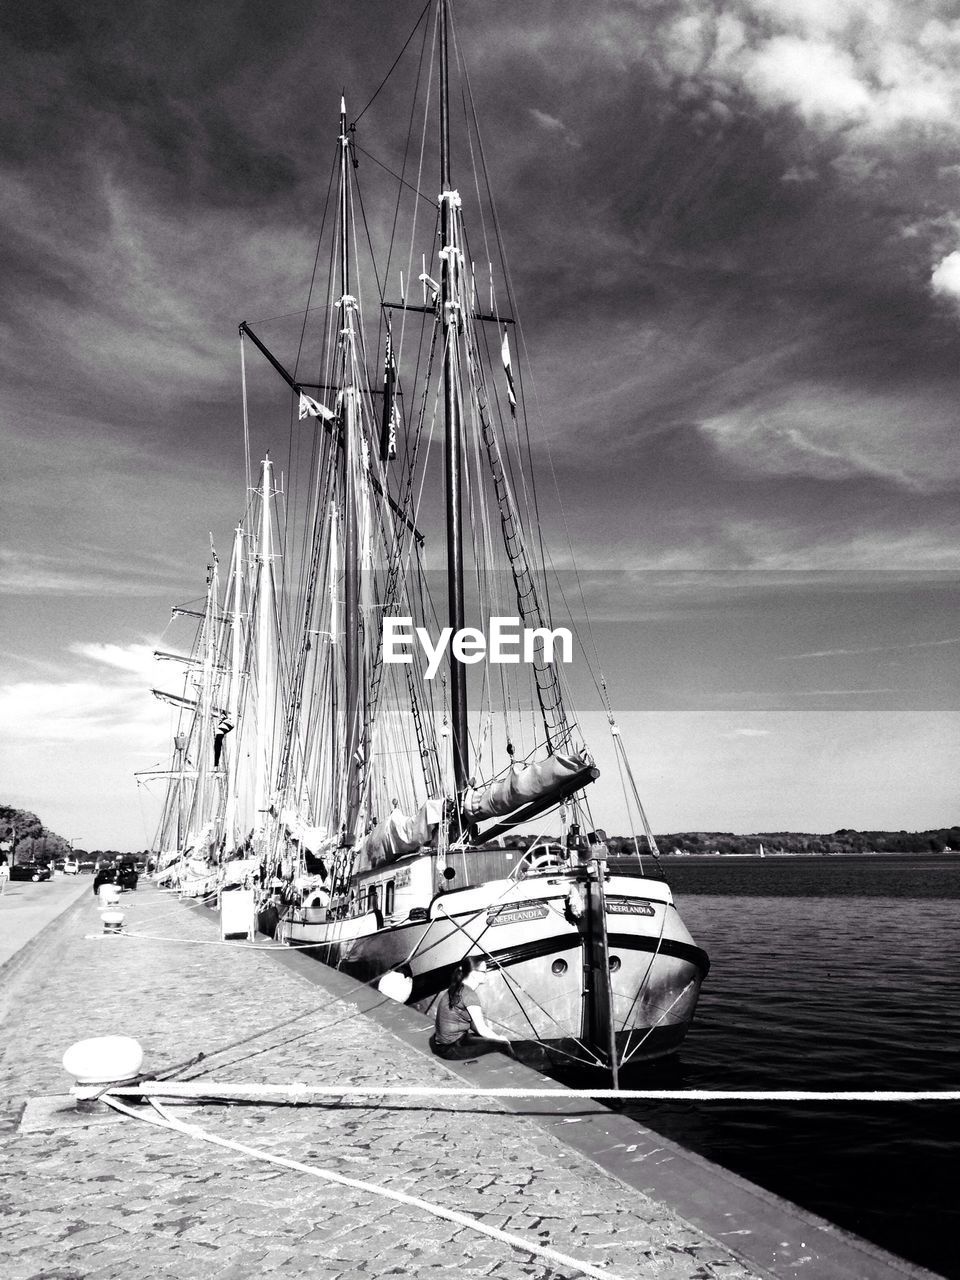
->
[101, 1093, 631, 1280]
[104, 1082, 960, 1104]
[83, 930, 323, 950]
[351, 0, 432, 126]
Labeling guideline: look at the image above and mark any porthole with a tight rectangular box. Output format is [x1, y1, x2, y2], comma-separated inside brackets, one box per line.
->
[551, 958, 568, 975]
[608, 956, 621, 973]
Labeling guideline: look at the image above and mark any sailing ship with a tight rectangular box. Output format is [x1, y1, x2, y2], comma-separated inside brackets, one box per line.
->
[138, 529, 260, 899]
[146, 0, 708, 1077]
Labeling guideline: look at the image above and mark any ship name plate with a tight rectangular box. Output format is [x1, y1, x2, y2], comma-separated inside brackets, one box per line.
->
[606, 896, 656, 916]
[486, 903, 549, 926]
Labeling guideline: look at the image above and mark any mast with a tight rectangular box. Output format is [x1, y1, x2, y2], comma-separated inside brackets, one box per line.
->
[439, 0, 469, 796]
[339, 95, 362, 835]
[193, 546, 219, 841]
[223, 522, 244, 850]
[175, 732, 187, 850]
[254, 458, 275, 825]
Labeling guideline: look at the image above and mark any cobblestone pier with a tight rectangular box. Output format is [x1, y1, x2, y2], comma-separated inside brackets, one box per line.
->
[0, 883, 939, 1280]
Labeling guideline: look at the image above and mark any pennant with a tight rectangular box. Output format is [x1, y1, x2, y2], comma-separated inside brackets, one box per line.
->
[379, 336, 398, 462]
[298, 392, 334, 421]
[501, 328, 516, 410]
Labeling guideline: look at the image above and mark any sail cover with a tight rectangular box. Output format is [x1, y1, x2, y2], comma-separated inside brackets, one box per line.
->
[359, 798, 446, 869]
[463, 750, 597, 825]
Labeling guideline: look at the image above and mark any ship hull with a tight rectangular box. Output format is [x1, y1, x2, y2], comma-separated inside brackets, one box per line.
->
[271, 867, 708, 1071]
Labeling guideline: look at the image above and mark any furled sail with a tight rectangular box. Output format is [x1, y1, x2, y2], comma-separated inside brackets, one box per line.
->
[279, 808, 335, 857]
[156, 846, 181, 872]
[463, 750, 598, 826]
[358, 797, 446, 869]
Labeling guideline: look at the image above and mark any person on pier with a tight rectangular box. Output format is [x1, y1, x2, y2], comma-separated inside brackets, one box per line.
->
[430, 956, 514, 1060]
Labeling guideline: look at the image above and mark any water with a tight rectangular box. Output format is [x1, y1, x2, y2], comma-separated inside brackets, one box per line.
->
[573, 856, 960, 1278]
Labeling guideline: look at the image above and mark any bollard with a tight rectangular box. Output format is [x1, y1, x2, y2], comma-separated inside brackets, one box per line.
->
[62, 1036, 145, 1108]
[100, 908, 125, 934]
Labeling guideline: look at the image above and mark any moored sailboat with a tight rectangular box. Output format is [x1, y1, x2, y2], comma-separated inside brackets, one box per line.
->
[152, 0, 709, 1078]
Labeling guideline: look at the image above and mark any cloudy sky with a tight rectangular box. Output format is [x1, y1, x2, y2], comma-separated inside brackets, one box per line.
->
[1, 0, 957, 849]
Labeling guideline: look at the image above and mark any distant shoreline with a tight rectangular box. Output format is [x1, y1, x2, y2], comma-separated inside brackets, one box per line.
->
[659, 849, 959, 858]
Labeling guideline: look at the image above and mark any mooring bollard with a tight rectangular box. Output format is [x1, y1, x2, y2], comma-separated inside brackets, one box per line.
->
[100, 908, 125, 934]
[62, 1036, 145, 1110]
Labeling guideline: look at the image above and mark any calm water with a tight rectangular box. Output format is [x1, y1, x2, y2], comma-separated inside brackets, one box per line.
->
[596, 856, 960, 1278]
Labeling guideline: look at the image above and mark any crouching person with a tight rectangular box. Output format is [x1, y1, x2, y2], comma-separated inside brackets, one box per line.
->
[430, 956, 513, 1059]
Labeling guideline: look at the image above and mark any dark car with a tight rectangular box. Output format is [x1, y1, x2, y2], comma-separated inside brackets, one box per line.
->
[10, 862, 52, 882]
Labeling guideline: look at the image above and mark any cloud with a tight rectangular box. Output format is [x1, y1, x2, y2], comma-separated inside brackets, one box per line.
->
[656, 1, 958, 135]
[0, 171, 312, 410]
[0, 639, 166, 731]
[699, 383, 960, 493]
[529, 108, 564, 132]
[713, 521, 960, 570]
[741, 37, 872, 123]
[781, 637, 960, 659]
[0, 549, 188, 597]
[931, 249, 960, 306]
[528, 107, 580, 149]
[68, 641, 161, 675]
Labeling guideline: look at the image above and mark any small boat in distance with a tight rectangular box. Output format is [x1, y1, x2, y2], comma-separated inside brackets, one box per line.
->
[146, 0, 709, 1081]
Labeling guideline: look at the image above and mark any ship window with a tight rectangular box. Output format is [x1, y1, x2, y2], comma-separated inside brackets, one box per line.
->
[367, 885, 379, 912]
[384, 880, 395, 915]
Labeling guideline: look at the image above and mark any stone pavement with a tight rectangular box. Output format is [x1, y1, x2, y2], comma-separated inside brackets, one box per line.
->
[0, 883, 773, 1280]
[0, 874, 90, 968]
[0, 885, 936, 1280]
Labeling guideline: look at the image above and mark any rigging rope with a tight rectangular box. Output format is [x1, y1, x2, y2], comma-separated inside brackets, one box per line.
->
[350, 0, 433, 127]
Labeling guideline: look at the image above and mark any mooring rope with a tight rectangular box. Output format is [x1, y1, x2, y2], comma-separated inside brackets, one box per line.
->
[105, 1081, 960, 1104]
[100, 1093, 631, 1280]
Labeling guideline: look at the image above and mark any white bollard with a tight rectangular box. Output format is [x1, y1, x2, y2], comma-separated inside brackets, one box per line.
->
[100, 908, 125, 934]
[62, 1036, 145, 1104]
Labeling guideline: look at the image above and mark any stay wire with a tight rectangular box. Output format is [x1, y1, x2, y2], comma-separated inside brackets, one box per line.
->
[350, 0, 432, 127]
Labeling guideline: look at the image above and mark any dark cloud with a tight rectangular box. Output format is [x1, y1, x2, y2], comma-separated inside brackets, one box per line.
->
[3, 0, 959, 586]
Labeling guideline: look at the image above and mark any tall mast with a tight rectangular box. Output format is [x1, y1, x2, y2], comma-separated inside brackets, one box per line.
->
[254, 457, 275, 826]
[339, 96, 362, 835]
[223, 522, 244, 850]
[194, 546, 219, 839]
[439, 0, 469, 796]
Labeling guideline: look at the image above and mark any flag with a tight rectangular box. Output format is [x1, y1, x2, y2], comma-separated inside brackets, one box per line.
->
[298, 392, 334, 421]
[501, 328, 516, 411]
[379, 336, 398, 462]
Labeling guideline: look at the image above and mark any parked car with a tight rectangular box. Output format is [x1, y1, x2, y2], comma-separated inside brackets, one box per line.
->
[10, 862, 52, 882]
